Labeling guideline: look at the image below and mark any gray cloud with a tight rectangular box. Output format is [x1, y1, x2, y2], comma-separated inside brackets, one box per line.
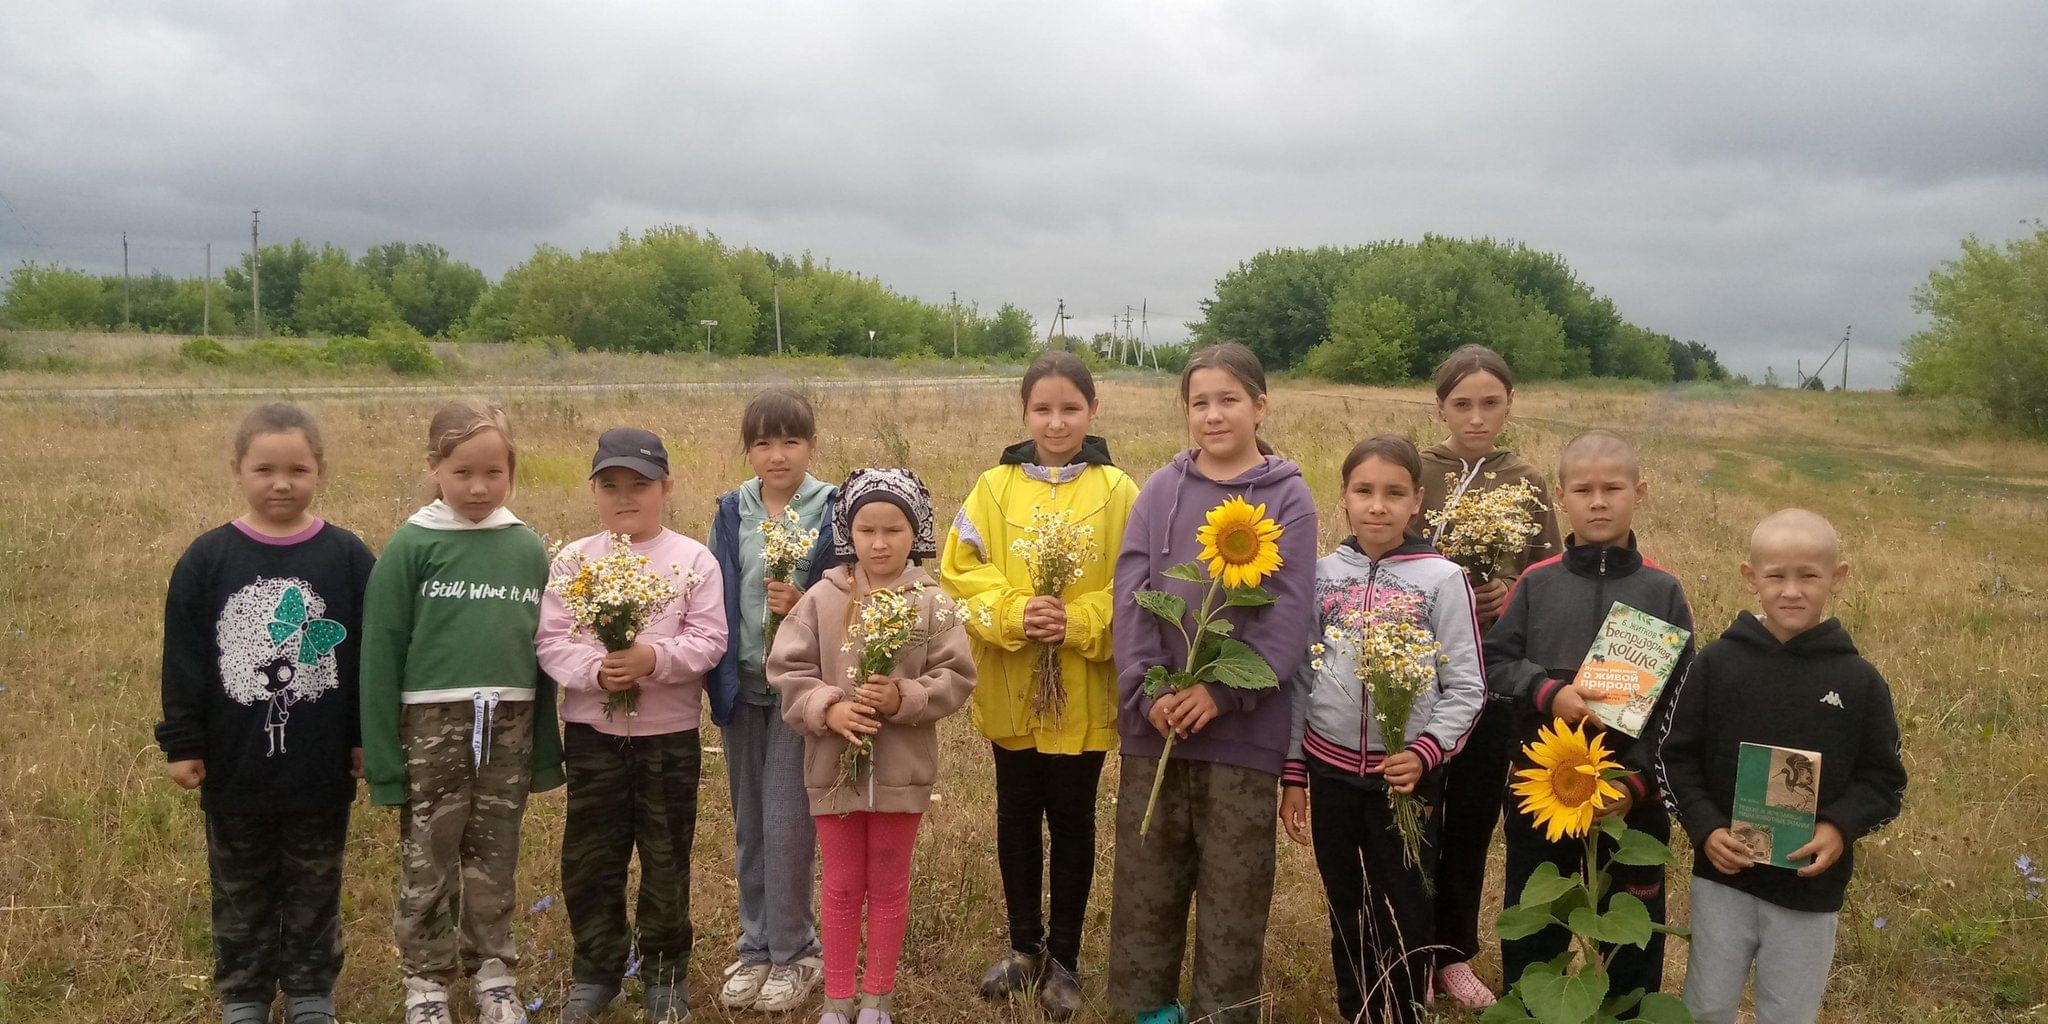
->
[4, 0, 2045, 386]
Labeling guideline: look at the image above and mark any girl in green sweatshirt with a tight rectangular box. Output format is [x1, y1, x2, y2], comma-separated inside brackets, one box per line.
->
[359, 398, 564, 1024]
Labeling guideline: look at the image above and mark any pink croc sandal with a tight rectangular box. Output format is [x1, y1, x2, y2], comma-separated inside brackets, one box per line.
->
[1435, 962, 1498, 1011]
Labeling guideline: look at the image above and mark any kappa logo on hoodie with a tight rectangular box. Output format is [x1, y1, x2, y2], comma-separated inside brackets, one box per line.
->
[1820, 691, 1845, 709]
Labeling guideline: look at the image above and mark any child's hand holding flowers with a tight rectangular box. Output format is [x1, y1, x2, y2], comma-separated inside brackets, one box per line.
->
[854, 674, 904, 716]
[1380, 748, 1424, 794]
[1022, 596, 1067, 644]
[766, 579, 802, 617]
[825, 699, 881, 744]
[598, 644, 658, 690]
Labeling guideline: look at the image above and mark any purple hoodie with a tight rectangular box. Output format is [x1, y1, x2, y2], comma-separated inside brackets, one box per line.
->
[1115, 450, 1319, 775]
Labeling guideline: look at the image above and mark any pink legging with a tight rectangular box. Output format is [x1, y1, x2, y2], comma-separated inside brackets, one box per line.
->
[814, 811, 922, 1000]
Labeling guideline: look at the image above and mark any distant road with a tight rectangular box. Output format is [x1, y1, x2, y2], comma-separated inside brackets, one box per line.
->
[0, 375, 1020, 402]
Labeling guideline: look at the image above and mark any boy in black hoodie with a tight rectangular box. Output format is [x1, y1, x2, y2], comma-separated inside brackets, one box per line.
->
[1657, 510, 1905, 1024]
[1484, 430, 1693, 1001]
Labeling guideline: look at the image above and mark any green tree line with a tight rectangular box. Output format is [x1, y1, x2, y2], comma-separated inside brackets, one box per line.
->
[1191, 235, 1727, 384]
[1897, 222, 2048, 435]
[0, 227, 1042, 359]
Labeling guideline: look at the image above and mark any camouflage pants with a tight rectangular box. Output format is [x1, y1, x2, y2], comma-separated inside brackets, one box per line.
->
[205, 808, 349, 1004]
[561, 724, 700, 988]
[1107, 754, 1278, 1024]
[394, 700, 534, 984]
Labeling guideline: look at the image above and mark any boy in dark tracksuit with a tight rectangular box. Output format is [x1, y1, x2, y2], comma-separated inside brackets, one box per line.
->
[1483, 431, 1692, 1001]
[1658, 510, 1906, 1024]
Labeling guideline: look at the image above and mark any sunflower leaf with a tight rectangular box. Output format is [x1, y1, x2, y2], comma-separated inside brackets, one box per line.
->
[1521, 962, 1607, 1024]
[1133, 588, 1186, 625]
[1195, 638, 1278, 690]
[1569, 892, 1654, 948]
[1548, 885, 1591, 925]
[1609, 828, 1675, 866]
[1494, 901, 1556, 941]
[1477, 991, 1540, 1024]
[1142, 666, 1194, 698]
[1629, 993, 1691, 1024]
[1595, 813, 1629, 839]
[1200, 618, 1235, 637]
[1601, 987, 1645, 1019]
[1162, 562, 1208, 583]
[1223, 586, 1275, 607]
[1517, 860, 1579, 908]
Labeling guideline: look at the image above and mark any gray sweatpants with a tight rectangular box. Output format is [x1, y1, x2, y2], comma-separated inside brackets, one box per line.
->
[1683, 877, 1839, 1024]
[723, 700, 821, 965]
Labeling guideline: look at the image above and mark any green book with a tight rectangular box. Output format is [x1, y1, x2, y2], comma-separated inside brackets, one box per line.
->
[1731, 742, 1823, 870]
[1574, 602, 1691, 737]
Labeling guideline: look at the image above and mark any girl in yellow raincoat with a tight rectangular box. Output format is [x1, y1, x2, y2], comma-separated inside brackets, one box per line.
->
[940, 350, 1137, 1020]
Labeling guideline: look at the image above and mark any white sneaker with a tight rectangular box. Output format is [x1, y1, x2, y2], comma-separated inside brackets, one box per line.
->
[472, 959, 528, 1024]
[403, 977, 453, 1024]
[719, 960, 772, 1009]
[754, 956, 824, 1013]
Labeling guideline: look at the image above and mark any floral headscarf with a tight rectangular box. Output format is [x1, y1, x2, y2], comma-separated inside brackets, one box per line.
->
[833, 467, 938, 563]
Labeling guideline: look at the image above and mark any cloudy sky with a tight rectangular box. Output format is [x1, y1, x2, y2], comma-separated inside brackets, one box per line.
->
[4, 1, 2045, 387]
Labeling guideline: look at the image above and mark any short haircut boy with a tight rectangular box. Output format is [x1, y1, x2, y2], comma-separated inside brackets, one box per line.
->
[1483, 429, 1692, 999]
[1557, 429, 1641, 483]
[1658, 511, 1906, 1024]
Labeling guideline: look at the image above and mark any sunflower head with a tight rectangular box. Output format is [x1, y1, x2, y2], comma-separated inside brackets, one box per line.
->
[1511, 718, 1626, 842]
[1196, 495, 1285, 590]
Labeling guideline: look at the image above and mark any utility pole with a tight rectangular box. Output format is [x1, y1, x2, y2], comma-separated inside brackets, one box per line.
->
[203, 242, 212, 335]
[1045, 298, 1069, 349]
[950, 290, 959, 359]
[250, 210, 262, 338]
[1842, 325, 1851, 391]
[772, 279, 784, 355]
[121, 232, 130, 325]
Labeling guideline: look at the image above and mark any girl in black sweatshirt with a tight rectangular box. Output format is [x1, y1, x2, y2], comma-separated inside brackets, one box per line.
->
[157, 404, 375, 1024]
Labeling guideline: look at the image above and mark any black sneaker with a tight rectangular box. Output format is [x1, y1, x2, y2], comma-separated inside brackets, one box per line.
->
[1037, 962, 1083, 1021]
[977, 949, 1045, 1000]
[559, 983, 619, 1024]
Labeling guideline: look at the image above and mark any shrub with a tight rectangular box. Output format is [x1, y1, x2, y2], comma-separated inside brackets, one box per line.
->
[178, 337, 233, 365]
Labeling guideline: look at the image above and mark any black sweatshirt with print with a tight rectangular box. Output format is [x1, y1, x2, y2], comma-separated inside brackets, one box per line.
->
[1657, 611, 1907, 912]
[156, 521, 376, 814]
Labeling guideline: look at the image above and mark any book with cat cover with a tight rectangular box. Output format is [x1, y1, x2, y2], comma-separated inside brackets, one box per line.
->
[1574, 602, 1691, 737]
[1731, 742, 1823, 870]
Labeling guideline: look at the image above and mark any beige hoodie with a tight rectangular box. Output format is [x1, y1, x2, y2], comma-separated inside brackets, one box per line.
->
[1414, 443, 1562, 583]
[768, 564, 977, 815]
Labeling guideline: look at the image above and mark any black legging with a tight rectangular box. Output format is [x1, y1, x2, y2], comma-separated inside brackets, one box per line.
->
[991, 744, 1107, 972]
[1431, 699, 1513, 966]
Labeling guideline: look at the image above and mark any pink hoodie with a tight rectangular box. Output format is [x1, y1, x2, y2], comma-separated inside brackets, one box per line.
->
[538, 528, 729, 736]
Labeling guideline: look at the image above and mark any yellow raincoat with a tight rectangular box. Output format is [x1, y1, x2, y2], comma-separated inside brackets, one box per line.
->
[940, 437, 1137, 754]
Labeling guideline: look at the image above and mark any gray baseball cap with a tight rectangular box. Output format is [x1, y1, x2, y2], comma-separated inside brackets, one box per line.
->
[589, 427, 669, 479]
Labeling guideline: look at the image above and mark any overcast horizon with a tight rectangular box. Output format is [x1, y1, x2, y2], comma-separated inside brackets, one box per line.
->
[5, 1, 2046, 387]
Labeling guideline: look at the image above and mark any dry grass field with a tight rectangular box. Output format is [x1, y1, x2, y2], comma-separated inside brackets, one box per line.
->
[0, 371, 2043, 1023]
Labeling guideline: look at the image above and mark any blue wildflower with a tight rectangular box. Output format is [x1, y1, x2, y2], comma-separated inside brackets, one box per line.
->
[530, 894, 555, 914]
[625, 955, 642, 979]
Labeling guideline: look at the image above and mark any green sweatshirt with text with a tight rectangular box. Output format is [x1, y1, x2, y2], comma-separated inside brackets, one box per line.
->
[358, 501, 566, 805]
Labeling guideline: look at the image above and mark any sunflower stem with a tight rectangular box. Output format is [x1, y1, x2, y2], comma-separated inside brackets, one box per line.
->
[1140, 732, 1177, 837]
[1582, 830, 1606, 974]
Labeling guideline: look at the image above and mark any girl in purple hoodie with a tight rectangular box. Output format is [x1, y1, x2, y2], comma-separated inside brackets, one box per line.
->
[1105, 343, 1319, 1024]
